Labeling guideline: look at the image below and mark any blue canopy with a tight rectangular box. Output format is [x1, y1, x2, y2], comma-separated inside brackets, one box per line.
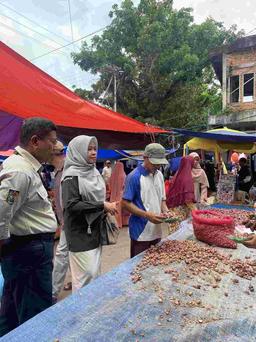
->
[0, 147, 180, 163]
[97, 147, 180, 161]
[173, 127, 256, 143]
[0, 149, 129, 162]
[97, 149, 126, 160]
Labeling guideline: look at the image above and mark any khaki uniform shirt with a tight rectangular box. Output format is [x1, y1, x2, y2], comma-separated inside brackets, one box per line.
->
[0, 146, 57, 239]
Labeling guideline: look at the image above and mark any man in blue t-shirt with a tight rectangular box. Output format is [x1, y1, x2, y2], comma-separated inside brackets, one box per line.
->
[122, 143, 169, 257]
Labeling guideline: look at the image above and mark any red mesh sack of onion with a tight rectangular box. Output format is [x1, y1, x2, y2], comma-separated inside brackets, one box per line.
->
[192, 210, 236, 249]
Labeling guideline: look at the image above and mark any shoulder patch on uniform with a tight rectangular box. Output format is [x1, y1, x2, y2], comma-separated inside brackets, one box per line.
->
[6, 189, 19, 205]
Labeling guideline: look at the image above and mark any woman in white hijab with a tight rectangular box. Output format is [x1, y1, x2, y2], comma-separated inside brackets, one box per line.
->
[61, 135, 117, 292]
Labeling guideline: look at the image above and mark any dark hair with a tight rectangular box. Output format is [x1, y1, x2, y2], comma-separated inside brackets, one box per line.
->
[20, 117, 56, 145]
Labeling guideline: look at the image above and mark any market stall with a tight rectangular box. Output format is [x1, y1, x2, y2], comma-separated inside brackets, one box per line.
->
[2, 208, 256, 342]
[172, 127, 256, 206]
[172, 127, 256, 160]
[0, 42, 168, 150]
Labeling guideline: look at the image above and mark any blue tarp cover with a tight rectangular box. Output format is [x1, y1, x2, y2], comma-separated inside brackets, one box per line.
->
[0, 149, 127, 161]
[3, 208, 256, 342]
[0, 147, 179, 162]
[97, 149, 125, 160]
[173, 128, 256, 143]
[211, 203, 254, 211]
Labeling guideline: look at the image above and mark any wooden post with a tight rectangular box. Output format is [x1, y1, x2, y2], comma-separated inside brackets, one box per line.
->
[227, 76, 230, 105]
[239, 74, 243, 103]
[222, 53, 227, 110]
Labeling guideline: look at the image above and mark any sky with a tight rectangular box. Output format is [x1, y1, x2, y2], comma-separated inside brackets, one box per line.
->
[1, 0, 255, 91]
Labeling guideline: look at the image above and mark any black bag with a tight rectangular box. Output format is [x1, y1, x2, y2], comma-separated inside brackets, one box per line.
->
[100, 213, 119, 245]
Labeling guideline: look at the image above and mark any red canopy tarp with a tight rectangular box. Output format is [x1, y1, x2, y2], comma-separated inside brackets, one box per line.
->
[0, 42, 168, 149]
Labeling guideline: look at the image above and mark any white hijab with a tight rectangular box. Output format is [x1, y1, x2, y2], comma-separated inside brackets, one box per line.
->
[62, 135, 106, 203]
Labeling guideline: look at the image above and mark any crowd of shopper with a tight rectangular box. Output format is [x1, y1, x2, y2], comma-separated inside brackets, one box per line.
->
[1, 117, 256, 337]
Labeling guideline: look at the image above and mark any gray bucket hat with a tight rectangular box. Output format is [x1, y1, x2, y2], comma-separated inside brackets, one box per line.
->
[144, 143, 168, 165]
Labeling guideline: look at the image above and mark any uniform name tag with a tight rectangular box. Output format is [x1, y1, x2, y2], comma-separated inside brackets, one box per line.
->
[6, 189, 19, 205]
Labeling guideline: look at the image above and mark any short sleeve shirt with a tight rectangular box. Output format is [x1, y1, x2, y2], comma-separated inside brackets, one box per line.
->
[122, 164, 166, 241]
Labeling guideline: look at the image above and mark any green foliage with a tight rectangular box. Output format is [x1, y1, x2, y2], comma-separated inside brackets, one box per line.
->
[71, 0, 243, 130]
[72, 86, 94, 100]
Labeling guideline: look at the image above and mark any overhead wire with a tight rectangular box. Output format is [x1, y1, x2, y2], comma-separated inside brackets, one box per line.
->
[0, 2, 105, 97]
[0, 12, 73, 49]
[0, 1, 71, 43]
[0, 21, 71, 58]
[30, 26, 107, 62]
[4, 1, 253, 131]
[67, 0, 74, 43]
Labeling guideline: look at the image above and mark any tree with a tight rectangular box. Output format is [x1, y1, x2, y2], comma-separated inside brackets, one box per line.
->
[72, 0, 243, 129]
[72, 86, 94, 101]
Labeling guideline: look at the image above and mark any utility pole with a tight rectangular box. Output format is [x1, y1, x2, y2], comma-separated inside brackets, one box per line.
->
[222, 52, 227, 110]
[99, 65, 122, 112]
[207, 109, 210, 130]
[113, 72, 117, 112]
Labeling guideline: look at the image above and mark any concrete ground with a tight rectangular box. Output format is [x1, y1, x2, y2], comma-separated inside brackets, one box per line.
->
[58, 224, 169, 301]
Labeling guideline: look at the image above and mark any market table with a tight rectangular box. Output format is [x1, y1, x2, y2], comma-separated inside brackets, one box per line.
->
[2, 216, 256, 342]
[210, 203, 254, 211]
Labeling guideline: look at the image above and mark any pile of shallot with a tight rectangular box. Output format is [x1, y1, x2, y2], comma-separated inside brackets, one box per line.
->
[131, 240, 256, 283]
[211, 208, 251, 226]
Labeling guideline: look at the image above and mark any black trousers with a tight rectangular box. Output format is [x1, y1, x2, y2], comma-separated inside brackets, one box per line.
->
[0, 233, 54, 337]
[130, 238, 161, 258]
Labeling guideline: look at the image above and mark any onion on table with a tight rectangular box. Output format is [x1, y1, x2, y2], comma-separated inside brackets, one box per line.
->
[210, 208, 251, 226]
[131, 240, 256, 283]
[130, 239, 256, 332]
[167, 206, 188, 234]
[210, 208, 256, 231]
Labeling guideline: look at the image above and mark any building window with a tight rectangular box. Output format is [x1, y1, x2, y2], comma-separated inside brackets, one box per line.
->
[243, 73, 254, 102]
[230, 75, 239, 103]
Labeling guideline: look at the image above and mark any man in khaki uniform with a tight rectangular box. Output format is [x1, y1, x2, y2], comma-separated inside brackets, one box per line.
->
[0, 117, 58, 336]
